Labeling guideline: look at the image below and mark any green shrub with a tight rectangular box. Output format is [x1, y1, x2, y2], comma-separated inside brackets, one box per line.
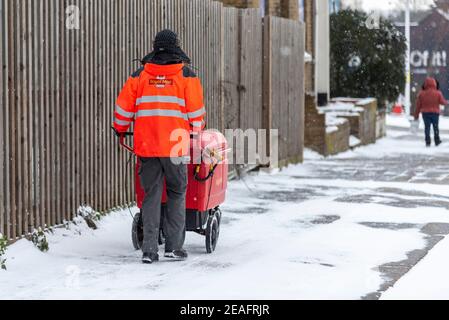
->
[31, 228, 49, 252]
[0, 234, 7, 270]
[77, 206, 106, 230]
[330, 9, 407, 108]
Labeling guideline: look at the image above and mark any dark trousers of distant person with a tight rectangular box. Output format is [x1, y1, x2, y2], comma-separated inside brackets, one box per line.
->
[422, 113, 441, 146]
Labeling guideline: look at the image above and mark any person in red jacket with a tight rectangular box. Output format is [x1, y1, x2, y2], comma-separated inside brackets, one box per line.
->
[114, 30, 206, 264]
[414, 77, 448, 147]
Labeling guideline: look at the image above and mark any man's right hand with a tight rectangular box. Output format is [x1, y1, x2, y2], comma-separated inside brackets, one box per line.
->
[112, 127, 122, 137]
[112, 127, 129, 138]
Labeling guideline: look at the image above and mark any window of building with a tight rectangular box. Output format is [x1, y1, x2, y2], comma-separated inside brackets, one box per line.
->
[330, 0, 341, 13]
[299, 0, 305, 21]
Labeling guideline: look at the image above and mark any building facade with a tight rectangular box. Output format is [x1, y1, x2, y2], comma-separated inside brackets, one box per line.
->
[329, 0, 341, 13]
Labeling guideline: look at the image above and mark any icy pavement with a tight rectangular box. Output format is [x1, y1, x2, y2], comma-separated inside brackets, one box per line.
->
[2, 128, 449, 300]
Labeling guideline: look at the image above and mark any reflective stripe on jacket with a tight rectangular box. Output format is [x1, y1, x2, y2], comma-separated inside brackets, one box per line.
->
[113, 63, 206, 157]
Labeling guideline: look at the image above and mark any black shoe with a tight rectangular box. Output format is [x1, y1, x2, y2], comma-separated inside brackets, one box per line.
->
[426, 143, 431, 148]
[436, 140, 442, 146]
[142, 253, 159, 264]
[164, 249, 188, 260]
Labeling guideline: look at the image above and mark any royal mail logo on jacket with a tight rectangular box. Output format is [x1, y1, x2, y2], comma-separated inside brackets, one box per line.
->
[113, 63, 206, 158]
[149, 78, 174, 87]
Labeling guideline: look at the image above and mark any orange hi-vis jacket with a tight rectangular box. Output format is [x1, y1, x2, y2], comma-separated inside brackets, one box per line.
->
[114, 63, 206, 158]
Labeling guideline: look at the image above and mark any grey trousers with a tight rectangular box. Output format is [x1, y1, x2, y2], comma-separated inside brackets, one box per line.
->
[139, 157, 187, 255]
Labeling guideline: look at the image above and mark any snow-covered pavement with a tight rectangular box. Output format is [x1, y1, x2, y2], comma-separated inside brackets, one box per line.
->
[388, 114, 449, 132]
[381, 234, 449, 300]
[1, 127, 449, 300]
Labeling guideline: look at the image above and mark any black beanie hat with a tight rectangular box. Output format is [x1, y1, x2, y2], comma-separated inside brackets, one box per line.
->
[153, 29, 180, 51]
[141, 29, 191, 65]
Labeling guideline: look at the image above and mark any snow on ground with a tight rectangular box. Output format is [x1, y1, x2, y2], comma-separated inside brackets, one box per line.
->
[381, 234, 449, 300]
[387, 114, 449, 131]
[350, 136, 361, 147]
[331, 129, 449, 159]
[1, 127, 449, 300]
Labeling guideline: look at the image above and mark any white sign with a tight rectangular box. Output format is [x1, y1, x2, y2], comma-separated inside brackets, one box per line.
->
[411, 50, 447, 68]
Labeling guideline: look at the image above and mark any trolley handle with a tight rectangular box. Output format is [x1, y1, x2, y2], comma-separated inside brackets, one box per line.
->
[112, 127, 134, 154]
[194, 164, 219, 182]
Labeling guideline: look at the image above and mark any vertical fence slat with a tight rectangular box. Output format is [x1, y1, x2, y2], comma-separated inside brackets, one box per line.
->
[59, 0, 67, 223]
[4, 0, 11, 239]
[15, 0, 24, 237]
[54, 0, 61, 226]
[93, 0, 99, 210]
[112, 0, 118, 209]
[74, 0, 81, 211]
[9, 0, 17, 239]
[51, 0, 57, 227]
[32, 0, 39, 228]
[83, 0, 89, 208]
[4, 0, 10, 239]
[65, 0, 73, 221]
[102, 0, 108, 211]
[0, 0, 5, 237]
[23, 0, 32, 234]
[37, 0, 44, 229]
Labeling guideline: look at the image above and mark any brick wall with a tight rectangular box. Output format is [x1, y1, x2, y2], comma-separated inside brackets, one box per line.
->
[356, 99, 377, 145]
[335, 98, 378, 146]
[325, 122, 350, 156]
[266, 0, 281, 15]
[220, 0, 260, 8]
[304, 94, 326, 154]
[282, 0, 299, 20]
[265, 0, 299, 19]
[305, 93, 352, 156]
[376, 110, 387, 139]
[304, 0, 314, 93]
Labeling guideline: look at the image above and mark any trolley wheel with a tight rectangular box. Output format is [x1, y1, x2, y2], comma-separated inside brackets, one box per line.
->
[132, 212, 144, 251]
[215, 207, 222, 224]
[205, 211, 220, 254]
[132, 211, 165, 250]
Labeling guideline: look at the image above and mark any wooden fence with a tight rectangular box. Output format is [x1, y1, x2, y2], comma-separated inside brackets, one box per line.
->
[223, 8, 264, 174]
[263, 15, 305, 165]
[0, 0, 304, 240]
